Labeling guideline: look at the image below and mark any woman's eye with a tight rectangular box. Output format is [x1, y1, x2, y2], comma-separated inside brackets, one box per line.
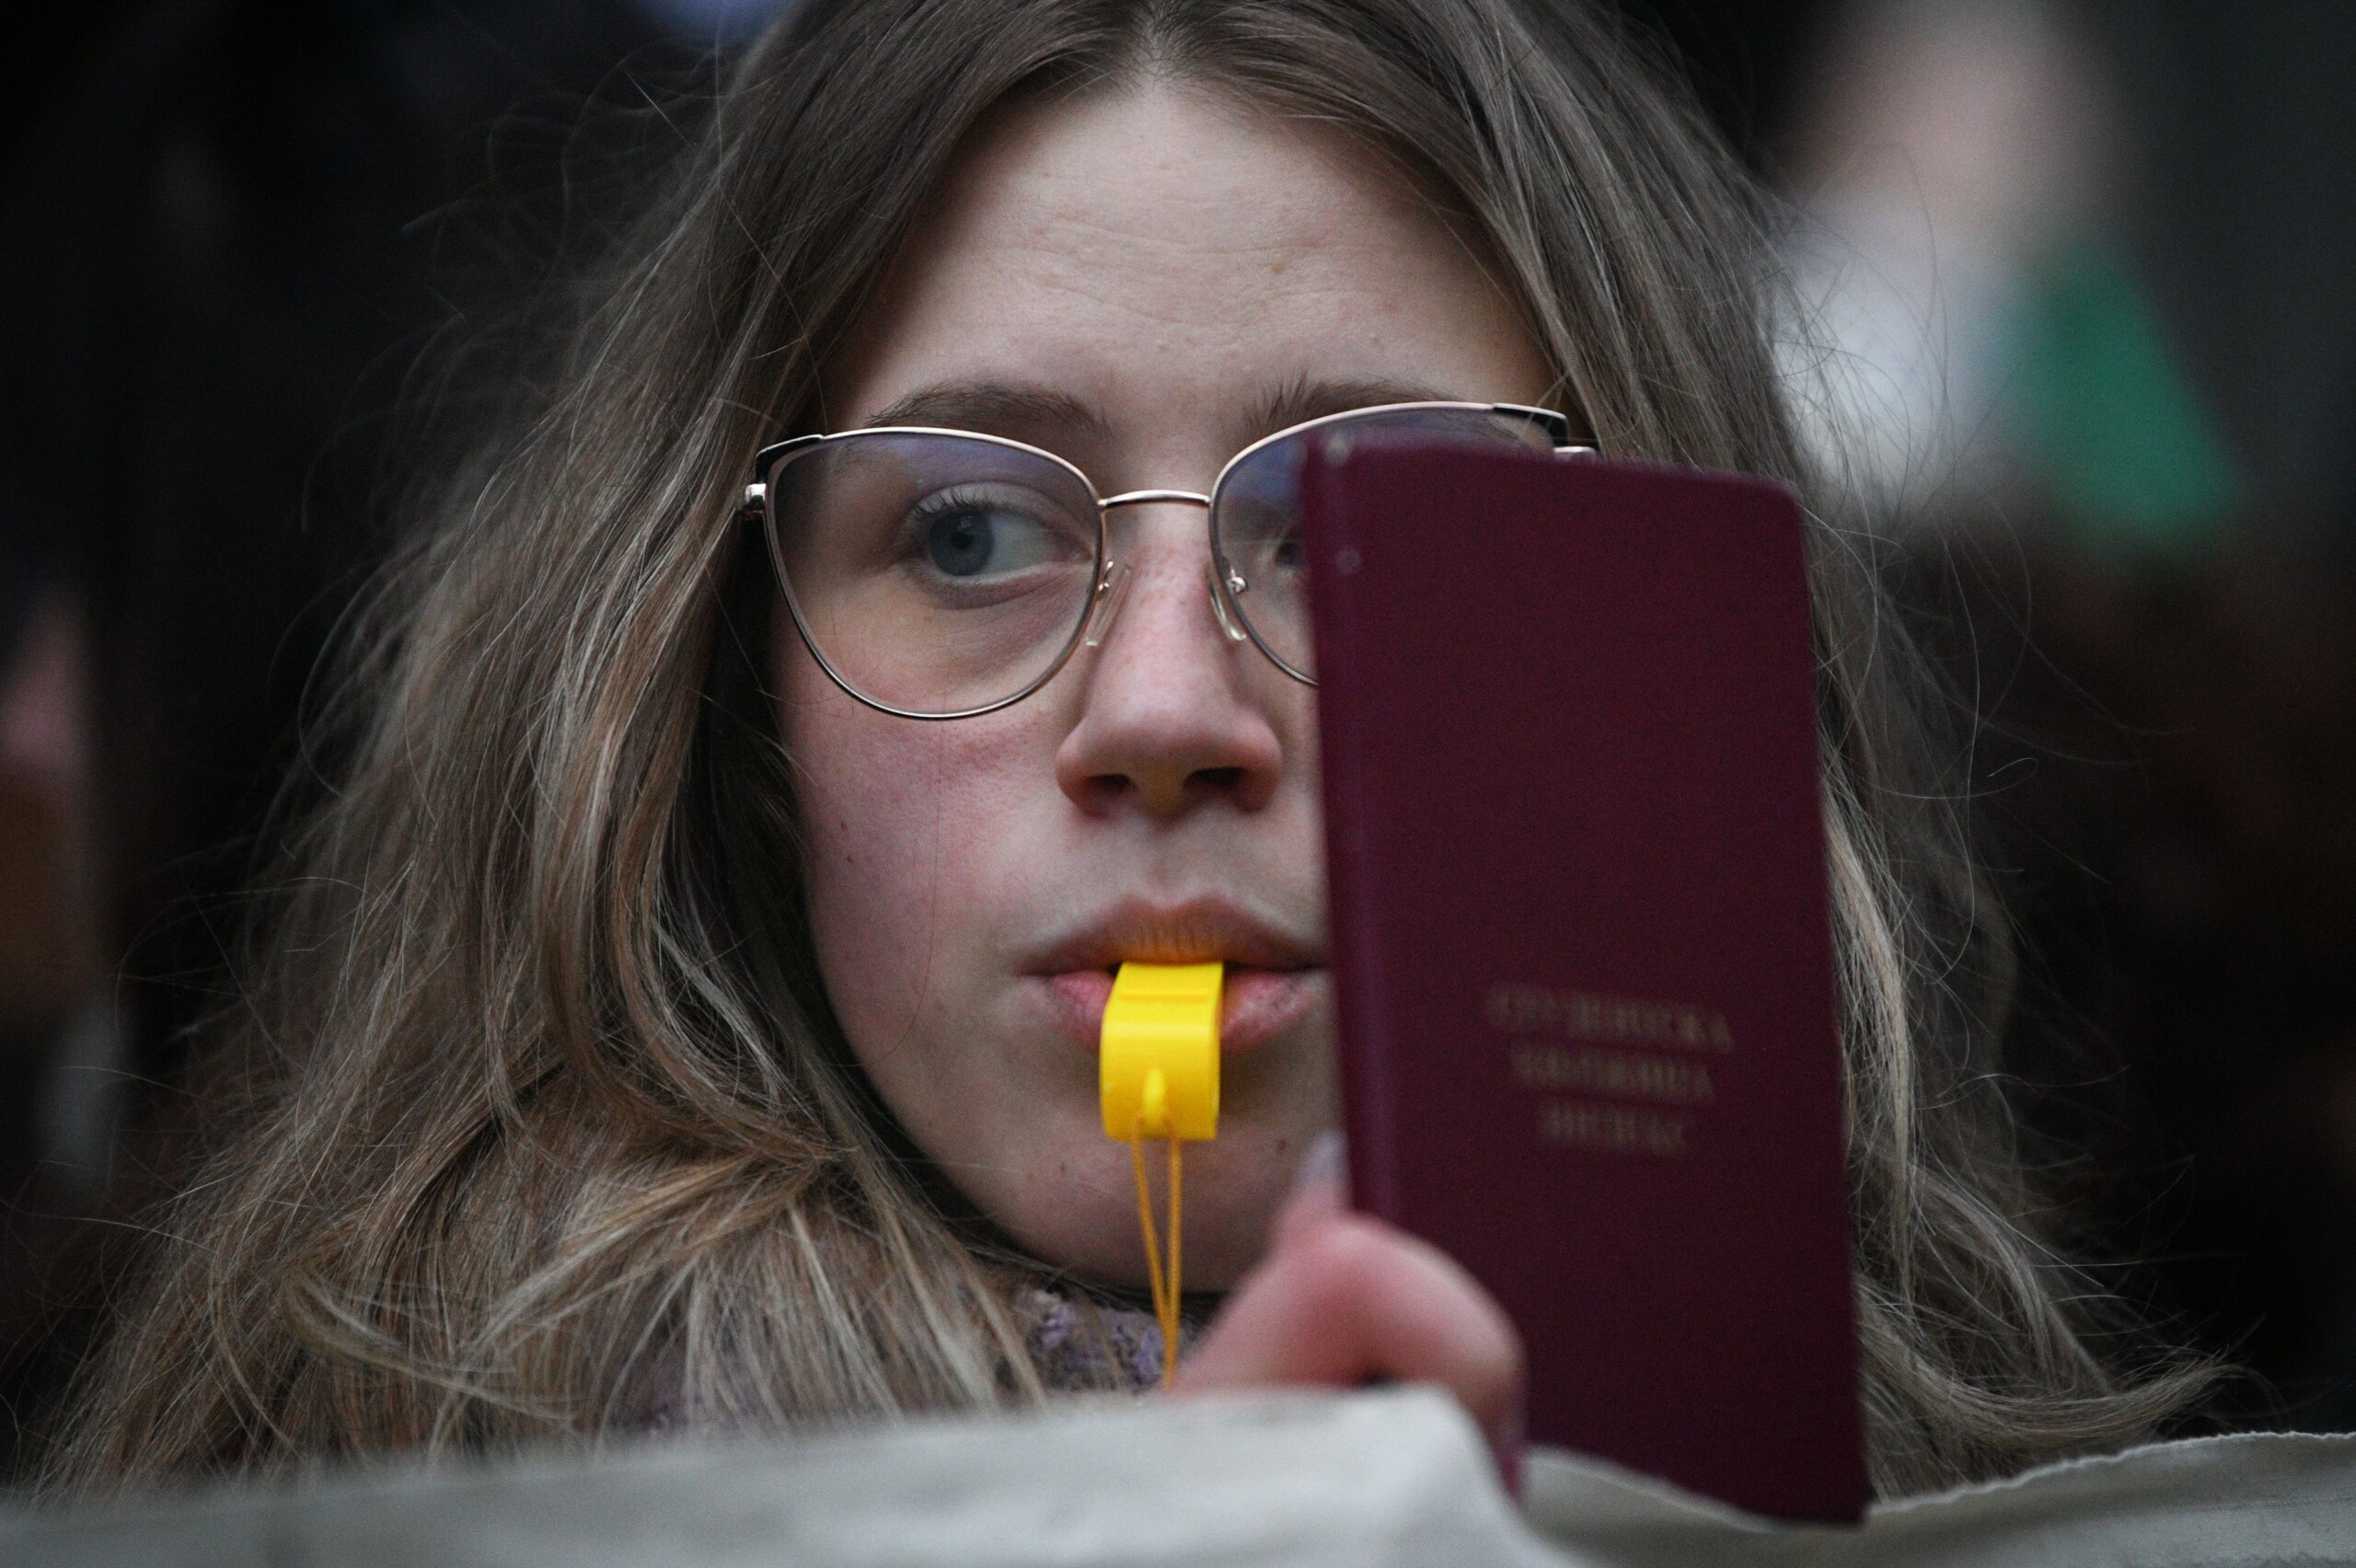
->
[911, 494, 1077, 580]
[925, 508, 1000, 576]
[1230, 524, 1305, 579]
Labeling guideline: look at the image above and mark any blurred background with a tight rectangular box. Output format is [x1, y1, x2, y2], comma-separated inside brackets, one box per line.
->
[1, 0, 2351, 1479]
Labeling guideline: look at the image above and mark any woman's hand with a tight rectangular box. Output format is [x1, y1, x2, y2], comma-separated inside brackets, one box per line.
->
[1174, 1136, 1525, 1478]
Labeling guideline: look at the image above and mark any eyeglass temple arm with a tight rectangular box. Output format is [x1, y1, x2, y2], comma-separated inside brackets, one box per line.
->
[740, 433, 829, 522]
[1490, 402, 1596, 455]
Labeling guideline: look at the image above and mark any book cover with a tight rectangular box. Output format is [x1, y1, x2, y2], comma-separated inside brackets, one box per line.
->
[1302, 442, 1867, 1522]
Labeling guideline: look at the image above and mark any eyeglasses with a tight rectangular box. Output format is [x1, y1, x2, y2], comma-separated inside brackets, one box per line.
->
[742, 400, 1588, 720]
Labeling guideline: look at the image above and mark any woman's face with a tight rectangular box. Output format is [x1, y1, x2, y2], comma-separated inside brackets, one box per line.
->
[782, 83, 1552, 1287]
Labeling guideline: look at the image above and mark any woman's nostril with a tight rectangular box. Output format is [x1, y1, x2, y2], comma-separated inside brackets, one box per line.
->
[1193, 766, 1246, 793]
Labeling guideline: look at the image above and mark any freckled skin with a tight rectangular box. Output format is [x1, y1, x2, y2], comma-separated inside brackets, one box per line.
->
[783, 85, 1553, 1289]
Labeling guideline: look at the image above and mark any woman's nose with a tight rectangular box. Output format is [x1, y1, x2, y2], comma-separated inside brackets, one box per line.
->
[1054, 514, 1284, 818]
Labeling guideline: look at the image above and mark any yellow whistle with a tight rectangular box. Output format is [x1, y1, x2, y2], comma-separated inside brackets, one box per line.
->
[1102, 961, 1218, 1388]
[1100, 961, 1221, 1141]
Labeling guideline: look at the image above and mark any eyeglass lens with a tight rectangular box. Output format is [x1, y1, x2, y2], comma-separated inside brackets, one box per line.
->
[767, 407, 1557, 716]
[768, 431, 1103, 716]
[1209, 404, 1555, 681]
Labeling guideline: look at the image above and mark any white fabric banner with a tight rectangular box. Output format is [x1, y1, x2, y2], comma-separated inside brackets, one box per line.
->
[7, 1387, 2353, 1566]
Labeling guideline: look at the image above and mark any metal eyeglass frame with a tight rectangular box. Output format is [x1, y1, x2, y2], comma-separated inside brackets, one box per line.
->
[741, 399, 1590, 721]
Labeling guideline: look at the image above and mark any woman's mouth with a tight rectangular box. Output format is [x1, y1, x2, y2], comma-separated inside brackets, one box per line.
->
[1020, 897, 1327, 1054]
[1036, 964, 1322, 1055]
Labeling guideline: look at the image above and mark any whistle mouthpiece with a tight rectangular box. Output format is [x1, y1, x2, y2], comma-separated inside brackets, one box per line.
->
[1099, 962, 1222, 1141]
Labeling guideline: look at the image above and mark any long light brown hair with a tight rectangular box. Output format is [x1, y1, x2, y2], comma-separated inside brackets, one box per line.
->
[51, 0, 2209, 1495]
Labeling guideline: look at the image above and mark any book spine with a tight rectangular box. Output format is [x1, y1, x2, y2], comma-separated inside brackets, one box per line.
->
[1304, 455, 1398, 1219]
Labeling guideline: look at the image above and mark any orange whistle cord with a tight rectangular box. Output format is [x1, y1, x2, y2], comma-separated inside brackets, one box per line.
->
[1127, 1127, 1184, 1389]
[1166, 1136, 1184, 1384]
[1128, 1132, 1169, 1355]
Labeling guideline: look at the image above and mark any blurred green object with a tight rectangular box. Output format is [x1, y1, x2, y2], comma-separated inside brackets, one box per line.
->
[2012, 240, 2240, 552]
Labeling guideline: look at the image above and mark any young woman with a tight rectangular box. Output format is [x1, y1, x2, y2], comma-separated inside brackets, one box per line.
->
[52, 0, 2206, 1495]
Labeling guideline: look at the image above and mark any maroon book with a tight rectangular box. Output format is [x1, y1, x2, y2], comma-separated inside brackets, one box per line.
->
[1302, 443, 1867, 1522]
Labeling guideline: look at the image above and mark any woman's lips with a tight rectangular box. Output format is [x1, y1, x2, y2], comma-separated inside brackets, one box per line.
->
[1038, 965, 1321, 1055]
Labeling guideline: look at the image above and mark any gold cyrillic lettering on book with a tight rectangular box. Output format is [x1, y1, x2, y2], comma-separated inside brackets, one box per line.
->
[1511, 1043, 1715, 1105]
[1539, 1099, 1691, 1158]
[1484, 981, 1733, 1052]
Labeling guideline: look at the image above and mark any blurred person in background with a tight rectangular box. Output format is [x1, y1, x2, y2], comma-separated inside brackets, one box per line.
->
[1778, 0, 2356, 1430]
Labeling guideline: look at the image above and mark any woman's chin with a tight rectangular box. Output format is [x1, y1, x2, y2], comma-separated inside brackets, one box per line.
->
[992, 1153, 1276, 1295]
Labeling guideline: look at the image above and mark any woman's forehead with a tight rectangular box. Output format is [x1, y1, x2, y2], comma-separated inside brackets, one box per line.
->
[817, 82, 1551, 449]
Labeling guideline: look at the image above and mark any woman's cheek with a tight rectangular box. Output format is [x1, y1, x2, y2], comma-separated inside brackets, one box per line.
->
[788, 681, 1049, 1074]
[796, 721, 946, 1042]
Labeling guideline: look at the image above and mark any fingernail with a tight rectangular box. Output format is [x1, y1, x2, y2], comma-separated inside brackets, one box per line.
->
[1290, 1129, 1347, 1197]
[1489, 1398, 1527, 1500]
[1494, 1433, 1527, 1502]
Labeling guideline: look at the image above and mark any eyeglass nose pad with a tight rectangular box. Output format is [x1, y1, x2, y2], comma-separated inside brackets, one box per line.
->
[1082, 559, 1135, 650]
[1207, 563, 1250, 644]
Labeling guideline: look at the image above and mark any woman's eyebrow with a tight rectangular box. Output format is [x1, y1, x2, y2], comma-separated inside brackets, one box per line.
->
[858, 381, 1111, 437]
[857, 375, 1467, 444]
[1244, 375, 1458, 441]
